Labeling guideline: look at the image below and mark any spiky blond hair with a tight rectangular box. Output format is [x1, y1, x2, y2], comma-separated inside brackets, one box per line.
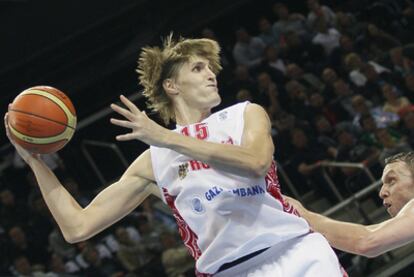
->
[137, 35, 222, 124]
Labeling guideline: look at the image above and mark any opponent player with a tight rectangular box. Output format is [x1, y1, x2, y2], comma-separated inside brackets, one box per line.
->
[286, 152, 414, 257]
[5, 36, 346, 276]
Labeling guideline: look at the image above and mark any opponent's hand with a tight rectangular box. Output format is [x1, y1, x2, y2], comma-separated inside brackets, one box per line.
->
[110, 95, 169, 146]
[4, 112, 41, 164]
[283, 195, 308, 217]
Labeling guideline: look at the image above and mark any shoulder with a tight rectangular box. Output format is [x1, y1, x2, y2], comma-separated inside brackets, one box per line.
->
[244, 102, 267, 115]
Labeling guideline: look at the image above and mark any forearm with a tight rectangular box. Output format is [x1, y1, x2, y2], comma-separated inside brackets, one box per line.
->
[165, 132, 272, 177]
[306, 211, 375, 256]
[28, 159, 84, 241]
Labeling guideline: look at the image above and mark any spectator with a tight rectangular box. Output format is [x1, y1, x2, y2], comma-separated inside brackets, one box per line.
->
[232, 28, 265, 68]
[375, 128, 413, 166]
[259, 46, 286, 79]
[0, 189, 27, 230]
[331, 78, 356, 118]
[81, 244, 124, 277]
[312, 16, 341, 57]
[285, 63, 325, 93]
[382, 82, 412, 114]
[272, 3, 308, 39]
[290, 127, 338, 203]
[306, 0, 336, 29]
[351, 94, 399, 128]
[257, 17, 280, 48]
[160, 231, 194, 277]
[114, 226, 147, 273]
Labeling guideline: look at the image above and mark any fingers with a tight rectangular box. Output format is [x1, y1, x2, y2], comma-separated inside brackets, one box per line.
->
[110, 103, 135, 121]
[110, 118, 135, 129]
[115, 133, 136, 141]
[120, 95, 141, 114]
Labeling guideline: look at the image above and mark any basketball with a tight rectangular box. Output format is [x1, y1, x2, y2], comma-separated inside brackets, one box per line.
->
[7, 86, 77, 154]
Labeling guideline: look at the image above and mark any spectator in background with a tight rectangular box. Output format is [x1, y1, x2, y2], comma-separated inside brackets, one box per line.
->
[257, 17, 280, 48]
[285, 63, 325, 93]
[259, 46, 286, 80]
[160, 231, 194, 277]
[0, 189, 27, 230]
[8, 225, 49, 267]
[335, 11, 364, 38]
[232, 28, 265, 68]
[320, 67, 339, 100]
[290, 127, 338, 203]
[403, 73, 414, 102]
[344, 52, 390, 88]
[331, 78, 356, 118]
[351, 94, 399, 128]
[272, 3, 308, 39]
[312, 16, 341, 57]
[335, 127, 382, 191]
[255, 71, 279, 116]
[382, 82, 412, 114]
[236, 88, 254, 103]
[375, 127, 413, 166]
[284, 80, 313, 120]
[114, 226, 147, 273]
[81, 243, 124, 277]
[306, 0, 336, 29]
[401, 110, 414, 148]
[226, 64, 257, 99]
[362, 24, 401, 59]
[389, 47, 406, 77]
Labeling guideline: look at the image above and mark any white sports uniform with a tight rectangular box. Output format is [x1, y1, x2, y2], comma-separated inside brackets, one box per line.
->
[150, 102, 346, 276]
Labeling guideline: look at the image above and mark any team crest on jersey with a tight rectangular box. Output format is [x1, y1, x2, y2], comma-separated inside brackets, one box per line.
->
[178, 163, 189, 179]
[191, 197, 205, 214]
[218, 111, 228, 121]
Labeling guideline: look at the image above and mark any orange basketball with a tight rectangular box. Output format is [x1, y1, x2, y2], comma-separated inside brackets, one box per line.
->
[8, 86, 77, 154]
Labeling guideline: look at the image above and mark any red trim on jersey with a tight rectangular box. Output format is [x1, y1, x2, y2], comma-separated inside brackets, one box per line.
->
[162, 188, 202, 259]
[265, 162, 349, 277]
[265, 161, 300, 216]
[162, 188, 211, 276]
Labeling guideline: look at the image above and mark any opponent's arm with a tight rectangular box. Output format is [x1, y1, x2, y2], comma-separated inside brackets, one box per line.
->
[111, 97, 274, 178]
[286, 196, 414, 257]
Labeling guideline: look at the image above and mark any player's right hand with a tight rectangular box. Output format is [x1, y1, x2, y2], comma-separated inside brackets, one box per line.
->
[4, 112, 40, 164]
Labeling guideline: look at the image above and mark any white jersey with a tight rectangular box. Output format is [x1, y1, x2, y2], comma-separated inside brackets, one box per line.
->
[150, 102, 324, 274]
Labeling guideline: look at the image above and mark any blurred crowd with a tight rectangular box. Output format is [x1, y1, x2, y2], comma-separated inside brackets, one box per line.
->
[1, 0, 414, 276]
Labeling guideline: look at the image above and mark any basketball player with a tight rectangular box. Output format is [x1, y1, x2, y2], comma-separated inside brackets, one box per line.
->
[286, 152, 414, 257]
[5, 36, 346, 276]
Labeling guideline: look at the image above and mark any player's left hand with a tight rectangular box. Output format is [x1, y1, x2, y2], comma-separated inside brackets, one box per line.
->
[283, 195, 307, 217]
[110, 95, 169, 146]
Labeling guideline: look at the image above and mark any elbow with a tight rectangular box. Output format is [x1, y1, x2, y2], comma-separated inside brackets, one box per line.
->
[251, 159, 271, 178]
[63, 231, 88, 244]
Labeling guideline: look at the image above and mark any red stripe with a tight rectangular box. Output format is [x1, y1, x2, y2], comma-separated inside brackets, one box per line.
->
[265, 161, 299, 216]
[162, 188, 211, 276]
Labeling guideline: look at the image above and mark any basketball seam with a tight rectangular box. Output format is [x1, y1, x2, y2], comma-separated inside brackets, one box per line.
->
[19, 91, 76, 128]
[8, 108, 75, 130]
[19, 92, 70, 122]
[31, 89, 75, 116]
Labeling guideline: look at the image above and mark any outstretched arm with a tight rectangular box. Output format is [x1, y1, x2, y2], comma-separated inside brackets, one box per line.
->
[5, 113, 157, 243]
[110, 96, 274, 178]
[286, 196, 414, 257]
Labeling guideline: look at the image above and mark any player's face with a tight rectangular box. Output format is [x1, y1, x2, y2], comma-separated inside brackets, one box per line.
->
[174, 56, 221, 110]
[379, 161, 414, 217]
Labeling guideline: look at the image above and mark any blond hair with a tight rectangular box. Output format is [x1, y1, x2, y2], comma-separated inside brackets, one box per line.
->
[137, 35, 222, 124]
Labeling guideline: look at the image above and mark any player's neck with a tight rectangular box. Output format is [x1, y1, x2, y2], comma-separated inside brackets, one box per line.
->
[174, 104, 211, 126]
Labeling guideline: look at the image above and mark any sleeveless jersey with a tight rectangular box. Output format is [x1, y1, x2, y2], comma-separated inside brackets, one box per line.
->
[150, 102, 310, 274]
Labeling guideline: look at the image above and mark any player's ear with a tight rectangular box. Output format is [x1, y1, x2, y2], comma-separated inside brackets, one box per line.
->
[163, 78, 179, 96]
